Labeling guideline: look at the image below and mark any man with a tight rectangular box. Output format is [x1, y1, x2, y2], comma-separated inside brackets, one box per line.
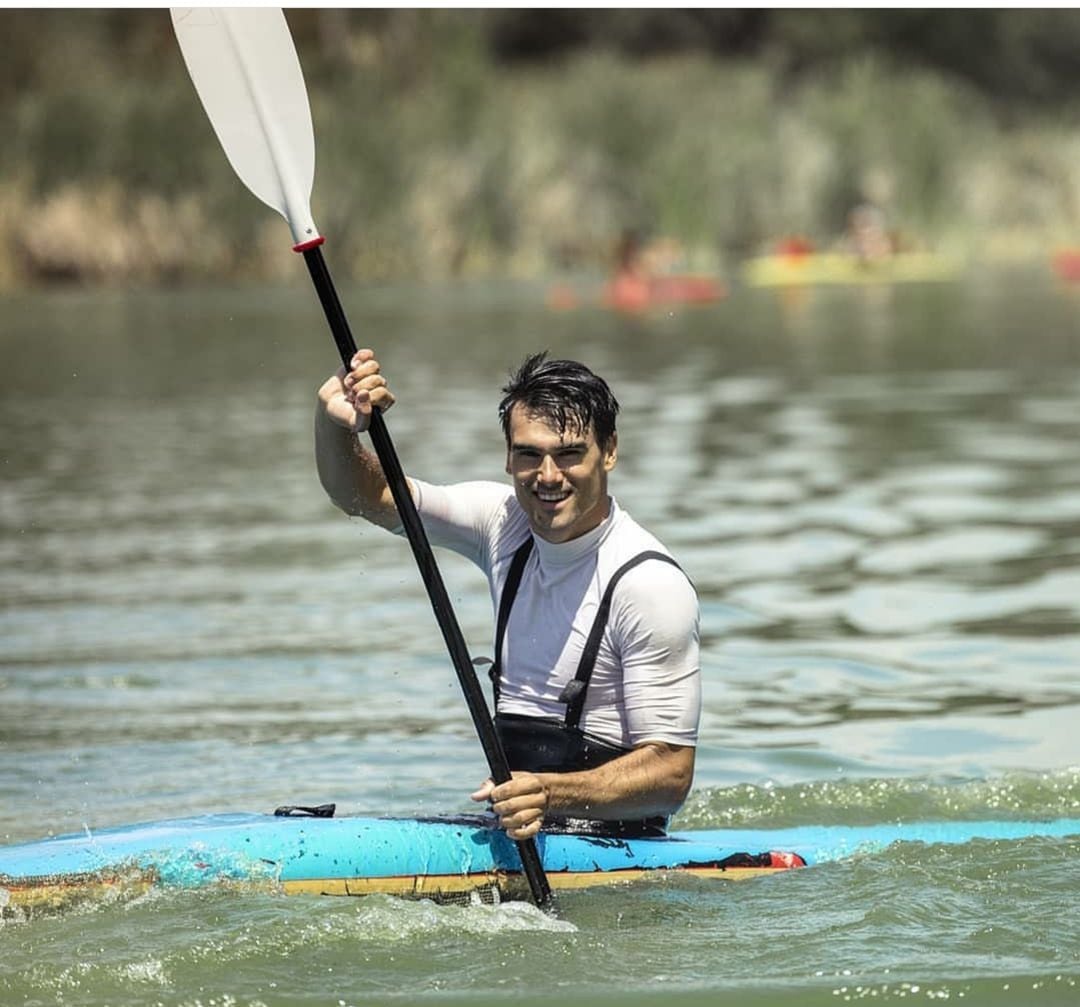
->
[315, 349, 700, 841]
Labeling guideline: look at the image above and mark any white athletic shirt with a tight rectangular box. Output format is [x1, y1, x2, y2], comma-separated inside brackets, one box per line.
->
[405, 479, 701, 750]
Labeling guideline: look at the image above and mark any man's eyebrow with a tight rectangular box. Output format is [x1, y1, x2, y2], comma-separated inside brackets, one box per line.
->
[510, 439, 588, 451]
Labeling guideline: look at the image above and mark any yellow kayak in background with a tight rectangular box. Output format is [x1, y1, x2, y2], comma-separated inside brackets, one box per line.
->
[742, 250, 963, 287]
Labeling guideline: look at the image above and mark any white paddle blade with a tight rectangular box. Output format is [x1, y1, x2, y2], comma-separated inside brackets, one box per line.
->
[171, 7, 321, 247]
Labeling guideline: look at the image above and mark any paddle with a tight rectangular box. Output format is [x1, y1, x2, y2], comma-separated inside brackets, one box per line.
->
[170, 7, 552, 909]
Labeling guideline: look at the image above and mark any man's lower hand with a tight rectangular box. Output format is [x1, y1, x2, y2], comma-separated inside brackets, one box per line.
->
[470, 772, 548, 840]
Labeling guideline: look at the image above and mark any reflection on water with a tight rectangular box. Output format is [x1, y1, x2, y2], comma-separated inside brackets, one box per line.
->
[2, 274, 1080, 1002]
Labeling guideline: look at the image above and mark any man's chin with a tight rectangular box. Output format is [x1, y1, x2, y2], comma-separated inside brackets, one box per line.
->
[529, 516, 569, 543]
[534, 515, 587, 544]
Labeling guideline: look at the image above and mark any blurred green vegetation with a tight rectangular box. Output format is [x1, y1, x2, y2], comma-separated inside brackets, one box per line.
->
[5, 9, 1080, 287]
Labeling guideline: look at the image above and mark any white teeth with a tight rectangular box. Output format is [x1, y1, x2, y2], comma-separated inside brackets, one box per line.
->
[538, 490, 569, 502]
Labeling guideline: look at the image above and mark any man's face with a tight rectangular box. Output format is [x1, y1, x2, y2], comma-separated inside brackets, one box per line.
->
[504, 403, 617, 543]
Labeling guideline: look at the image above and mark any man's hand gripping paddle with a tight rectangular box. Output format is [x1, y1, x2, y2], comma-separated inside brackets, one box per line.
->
[170, 6, 552, 910]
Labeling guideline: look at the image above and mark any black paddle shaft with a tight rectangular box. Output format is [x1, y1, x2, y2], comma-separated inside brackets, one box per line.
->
[301, 246, 553, 909]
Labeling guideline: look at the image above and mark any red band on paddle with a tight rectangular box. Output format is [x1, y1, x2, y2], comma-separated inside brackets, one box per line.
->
[292, 236, 325, 252]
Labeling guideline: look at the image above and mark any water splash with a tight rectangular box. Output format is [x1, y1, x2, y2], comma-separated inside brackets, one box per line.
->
[674, 769, 1080, 829]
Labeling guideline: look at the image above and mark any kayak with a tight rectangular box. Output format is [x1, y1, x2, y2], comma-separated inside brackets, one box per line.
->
[742, 251, 962, 287]
[1052, 247, 1080, 282]
[3, 811, 1078, 913]
[546, 275, 727, 314]
[601, 274, 728, 312]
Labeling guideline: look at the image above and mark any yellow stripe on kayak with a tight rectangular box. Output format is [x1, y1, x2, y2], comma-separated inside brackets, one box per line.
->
[274, 865, 783, 898]
[2, 863, 789, 915]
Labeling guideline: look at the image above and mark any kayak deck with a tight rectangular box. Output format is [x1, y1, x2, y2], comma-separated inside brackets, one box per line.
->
[0, 813, 793, 913]
[3, 813, 1078, 914]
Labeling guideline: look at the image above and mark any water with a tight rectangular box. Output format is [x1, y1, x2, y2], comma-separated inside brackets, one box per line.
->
[2, 270, 1080, 1006]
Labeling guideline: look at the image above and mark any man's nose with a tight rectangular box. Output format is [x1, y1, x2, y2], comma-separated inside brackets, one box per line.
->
[537, 455, 560, 482]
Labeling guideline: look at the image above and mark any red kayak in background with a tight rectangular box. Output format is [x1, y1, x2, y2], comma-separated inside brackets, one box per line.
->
[548, 272, 727, 313]
[549, 230, 727, 313]
[602, 271, 727, 312]
[1052, 248, 1080, 283]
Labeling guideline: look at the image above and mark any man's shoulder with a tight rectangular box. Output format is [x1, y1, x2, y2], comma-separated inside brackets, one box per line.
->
[415, 478, 513, 511]
[411, 479, 523, 539]
[455, 480, 524, 523]
[601, 507, 694, 601]
[435, 480, 529, 551]
[613, 552, 694, 598]
[603, 503, 678, 565]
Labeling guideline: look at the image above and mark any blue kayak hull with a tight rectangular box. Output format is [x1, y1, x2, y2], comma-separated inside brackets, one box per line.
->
[3, 813, 1078, 910]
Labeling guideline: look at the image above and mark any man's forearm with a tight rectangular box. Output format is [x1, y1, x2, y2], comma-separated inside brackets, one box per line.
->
[538, 742, 694, 820]
[314, 407, 397, 525]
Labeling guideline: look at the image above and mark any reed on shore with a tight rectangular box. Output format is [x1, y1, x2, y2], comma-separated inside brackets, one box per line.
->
[5, 10, 1080, 288]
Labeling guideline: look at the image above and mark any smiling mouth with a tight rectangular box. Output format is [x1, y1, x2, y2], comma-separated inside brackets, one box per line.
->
[535, 488, 571, 506]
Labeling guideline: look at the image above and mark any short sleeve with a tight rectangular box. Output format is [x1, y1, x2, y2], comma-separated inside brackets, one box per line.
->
[608, 561, 701, 747]
[408, 479, 513, 567]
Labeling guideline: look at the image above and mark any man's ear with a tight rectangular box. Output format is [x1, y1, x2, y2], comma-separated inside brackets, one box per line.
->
[604, 432, 618, 471]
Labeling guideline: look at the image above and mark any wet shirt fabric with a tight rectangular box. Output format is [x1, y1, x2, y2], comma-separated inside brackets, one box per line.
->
[406, 479, 701, 751]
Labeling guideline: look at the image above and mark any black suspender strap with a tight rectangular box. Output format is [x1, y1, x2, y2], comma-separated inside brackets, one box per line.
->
[491, 542, 686, 728]
[489, 536, 534, 702]
[558, 551, 682, 729]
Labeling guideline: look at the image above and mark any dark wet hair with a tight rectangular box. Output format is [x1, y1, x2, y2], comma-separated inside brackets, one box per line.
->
[498, 352, 620, 449]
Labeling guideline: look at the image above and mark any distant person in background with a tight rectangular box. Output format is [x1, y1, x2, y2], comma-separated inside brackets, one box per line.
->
[314, 349, 701, 840]
[775, 234, 815, 259]
[602, 230, 722, 310]
[604, 229, 652, 312]
[847, 203, 894, 263]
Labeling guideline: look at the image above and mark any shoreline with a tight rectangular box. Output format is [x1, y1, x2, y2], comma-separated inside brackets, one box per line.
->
[7, 48, 1080, 290]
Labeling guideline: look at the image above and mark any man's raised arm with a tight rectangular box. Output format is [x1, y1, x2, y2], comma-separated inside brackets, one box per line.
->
[314, 348, 402, 529]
